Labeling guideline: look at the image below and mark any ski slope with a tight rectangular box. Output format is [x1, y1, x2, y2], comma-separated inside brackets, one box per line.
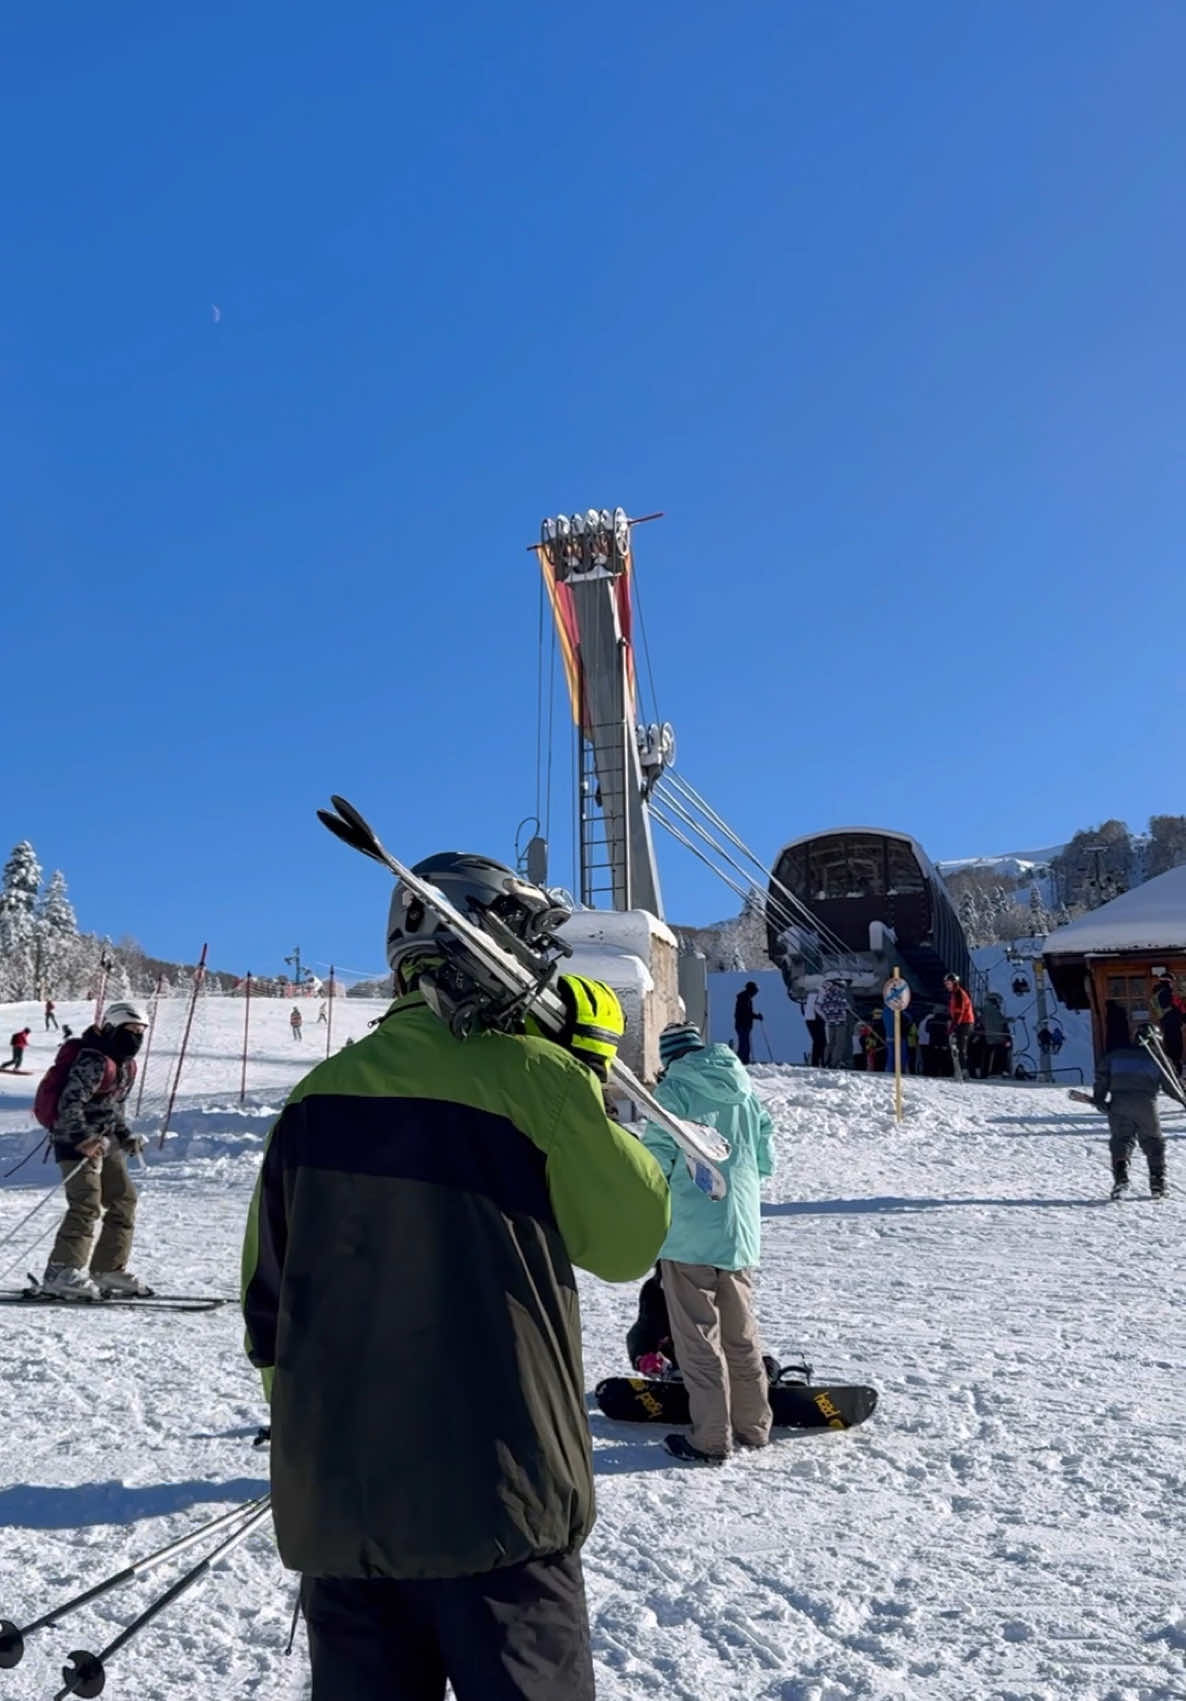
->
[1, 999, 1184, 1701]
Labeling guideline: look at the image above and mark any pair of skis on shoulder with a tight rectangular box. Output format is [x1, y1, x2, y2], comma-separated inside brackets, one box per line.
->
[318, 797, 730, 1198]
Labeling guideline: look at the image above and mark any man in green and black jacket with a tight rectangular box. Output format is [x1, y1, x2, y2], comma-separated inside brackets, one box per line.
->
[242, 851, 670, 1701]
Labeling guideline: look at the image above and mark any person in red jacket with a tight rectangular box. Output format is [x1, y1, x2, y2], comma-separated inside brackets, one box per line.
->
[0, 1028, 31, 1072]
[944, 974, 975, 1078]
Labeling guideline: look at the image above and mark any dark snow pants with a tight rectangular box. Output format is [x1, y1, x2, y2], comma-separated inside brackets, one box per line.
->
[301, 1551, 595, 1701]
[1107, 1100, 1165, 1186]
[950, 1022, 973, 1074]
[807, 1018, 827, 1067]
[736, 1024, 753, 1064]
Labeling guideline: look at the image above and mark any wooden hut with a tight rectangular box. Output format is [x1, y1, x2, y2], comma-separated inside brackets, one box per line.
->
[1043, 865, 1186, 1057]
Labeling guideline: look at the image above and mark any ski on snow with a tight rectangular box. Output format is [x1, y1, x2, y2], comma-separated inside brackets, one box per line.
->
[1, 1279, 233, 1314]
[318, 796, 730, 1198]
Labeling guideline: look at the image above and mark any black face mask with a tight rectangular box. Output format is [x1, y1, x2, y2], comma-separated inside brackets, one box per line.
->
[105, 1027, 144, 1061]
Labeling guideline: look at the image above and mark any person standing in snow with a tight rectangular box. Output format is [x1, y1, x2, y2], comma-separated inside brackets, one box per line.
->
[41, 1002, 150, 1300]
[316, 1001, 328, 1024]
[803, 988, 826, 1067]
[290, 1006, 303, 1041]
[944, 974, 975, 1077]
[641, 1021, 775, 1465]
[1093, 1004, 1167, 1199]
[45, 998, 59, 1031]
[818, 977, 849, 1068]
[733, 981, 763, 1064]
[0, 1028, 31, 1072]
[242, 851, 669, 1701]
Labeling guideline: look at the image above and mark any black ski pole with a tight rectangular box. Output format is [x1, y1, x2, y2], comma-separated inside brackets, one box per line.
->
[284, 1581, 303, 1655]
[0, 1494, 270, 1671]
[0, 1157, 92, 1286]
[54, 1500, 273, 1700]
[1, 1134, 48, 1180]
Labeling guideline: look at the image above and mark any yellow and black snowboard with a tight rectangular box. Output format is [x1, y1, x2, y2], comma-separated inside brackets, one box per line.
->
[595, 1374, 877, 1431]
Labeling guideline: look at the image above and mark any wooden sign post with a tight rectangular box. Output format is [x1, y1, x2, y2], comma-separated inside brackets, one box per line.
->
[883, 968, 912, 1125]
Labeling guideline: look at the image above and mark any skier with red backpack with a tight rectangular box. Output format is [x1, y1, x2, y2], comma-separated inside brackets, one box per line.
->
[35, 1002, 151, 1300]
[0, 1028, 31, 1072]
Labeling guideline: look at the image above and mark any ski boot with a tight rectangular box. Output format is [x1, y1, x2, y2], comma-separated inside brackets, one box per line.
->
[1110, 1169, 1130, 1202]
[1150, 1174, 1167, 1200]
[93, 1270, 153, 1297]
[39, 1265, 100, 1301]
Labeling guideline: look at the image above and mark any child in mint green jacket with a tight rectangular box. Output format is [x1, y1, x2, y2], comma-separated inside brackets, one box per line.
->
[643, 1023, 776, 1465]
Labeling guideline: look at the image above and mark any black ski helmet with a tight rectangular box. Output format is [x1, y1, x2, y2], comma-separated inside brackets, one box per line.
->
[386, 852, 567, 986]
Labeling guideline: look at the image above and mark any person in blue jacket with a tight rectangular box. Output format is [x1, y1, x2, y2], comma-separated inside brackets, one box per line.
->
[642, 1022, 776, 1465]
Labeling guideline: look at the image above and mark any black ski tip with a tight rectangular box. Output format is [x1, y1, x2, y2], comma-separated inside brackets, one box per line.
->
[317, 802, 383, 863]
[58, 1649, 105, 1699]
[0, 1619, 25, 1668]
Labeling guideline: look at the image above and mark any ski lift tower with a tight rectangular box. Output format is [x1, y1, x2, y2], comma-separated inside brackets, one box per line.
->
[532, 507, 694, 1079]
[536, 508, 674, 914]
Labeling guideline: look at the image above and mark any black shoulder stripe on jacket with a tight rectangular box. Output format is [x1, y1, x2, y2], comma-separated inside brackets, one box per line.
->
[279, 1094, 556, 1226]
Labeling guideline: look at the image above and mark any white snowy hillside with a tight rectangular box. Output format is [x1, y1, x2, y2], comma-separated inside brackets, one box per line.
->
[937, 845, 1067, 881]
[2, 999, 1185, 1700]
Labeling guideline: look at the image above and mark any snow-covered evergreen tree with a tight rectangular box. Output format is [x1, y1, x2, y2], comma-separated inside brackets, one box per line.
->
[0, 841, 44, 999]
[36, 869, 82, 995]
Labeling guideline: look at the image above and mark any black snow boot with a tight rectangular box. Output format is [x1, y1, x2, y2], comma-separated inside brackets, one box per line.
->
[1150, 1173, 1167, 1199]
[1110, 1169, 1130, 1201]
[663, 1433, 727, 1467]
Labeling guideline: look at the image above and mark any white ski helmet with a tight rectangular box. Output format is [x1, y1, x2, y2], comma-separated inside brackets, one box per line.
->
[103, 1000, 149, 1028]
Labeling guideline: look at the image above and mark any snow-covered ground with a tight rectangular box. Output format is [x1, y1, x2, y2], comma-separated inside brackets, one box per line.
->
[2, 999, 1184, 1700]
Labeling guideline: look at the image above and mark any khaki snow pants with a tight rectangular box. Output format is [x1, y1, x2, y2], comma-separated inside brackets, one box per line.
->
[48, 1150, 138, 1273]
[660, 1261, 772, 1455]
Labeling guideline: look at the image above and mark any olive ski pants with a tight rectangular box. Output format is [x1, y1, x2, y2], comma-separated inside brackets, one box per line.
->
[48, 1150, 138, 1272]
[660, 1260, 772, 1455]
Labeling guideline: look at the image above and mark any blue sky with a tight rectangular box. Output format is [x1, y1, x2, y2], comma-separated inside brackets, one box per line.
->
[4, 1, 1183, 976]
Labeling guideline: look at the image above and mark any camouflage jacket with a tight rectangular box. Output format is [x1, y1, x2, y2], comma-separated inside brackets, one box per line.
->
[52, 1038, 136, 1160]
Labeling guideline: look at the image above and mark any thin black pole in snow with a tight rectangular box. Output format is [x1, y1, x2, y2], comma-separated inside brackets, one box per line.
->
[326, 965, 334, 1059]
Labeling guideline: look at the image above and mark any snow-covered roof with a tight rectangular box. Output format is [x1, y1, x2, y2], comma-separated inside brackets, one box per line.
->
[1043, 863, 1186, 957]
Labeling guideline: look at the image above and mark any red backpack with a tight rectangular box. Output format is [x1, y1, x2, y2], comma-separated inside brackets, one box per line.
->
[34, 1039, 120, 1132]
